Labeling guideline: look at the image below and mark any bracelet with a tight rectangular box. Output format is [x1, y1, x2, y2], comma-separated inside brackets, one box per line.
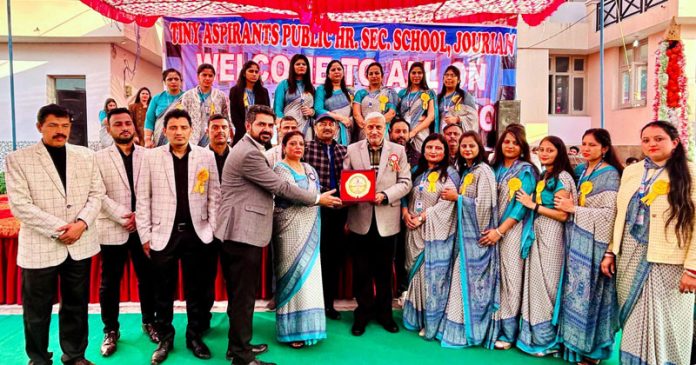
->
[603, 252, 615, 258]
[533, 204, 540, 214]
[495, 228, 504, 238]
[684, 270, 696, 279]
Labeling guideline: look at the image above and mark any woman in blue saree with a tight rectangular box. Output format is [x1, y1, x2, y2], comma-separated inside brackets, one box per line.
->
[483, 125, 537, 350]
[272, 130, 326, 349]
[437, 66, 478, 134]
[314, 60, 354, 145]
[515, 136, 577, 357]
[144, 68, 184, 147]
[397, 62, 438, 152]
[439, 131, 498, 348]
[601, 121, 696, 365]
[352, 62, 398, 140]
[555, 128, 622, 365]
[274, 54, 316, 141]
[403, 134, 459, 339]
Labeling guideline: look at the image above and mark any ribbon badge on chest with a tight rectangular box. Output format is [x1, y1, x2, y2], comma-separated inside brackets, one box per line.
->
[640, 180, 669, 206]
[507, 177, 521, 201]
[193, 167, 209, 194]
[579, 181, 593, 207]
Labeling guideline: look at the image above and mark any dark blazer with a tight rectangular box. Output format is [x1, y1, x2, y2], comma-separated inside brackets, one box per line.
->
[229, 85, 270, 146]
[215, 134, 317, 247]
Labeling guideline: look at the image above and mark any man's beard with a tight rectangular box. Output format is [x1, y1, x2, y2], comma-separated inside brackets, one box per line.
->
[113, 134, 134, 144]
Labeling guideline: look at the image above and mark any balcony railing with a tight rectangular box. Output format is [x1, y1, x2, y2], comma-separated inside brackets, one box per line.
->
[596, 0, 668, 31]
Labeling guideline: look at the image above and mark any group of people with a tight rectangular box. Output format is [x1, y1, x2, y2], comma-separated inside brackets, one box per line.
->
[4, 55, 695, 365]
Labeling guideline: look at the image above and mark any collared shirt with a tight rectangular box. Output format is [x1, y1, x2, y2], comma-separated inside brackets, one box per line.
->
[304, 139, 347, 193]
[368, 141, 384, 170]
[172, 145, 193, 226]
[210, 144, 230, 182]
[43, 141, 67, 190]
[117, 145, 136, 211]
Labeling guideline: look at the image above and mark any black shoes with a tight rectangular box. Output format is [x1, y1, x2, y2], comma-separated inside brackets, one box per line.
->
[226, 344, 269, 361]
[72, 359, 95, 365]
[100, 330, 119, 357]
[325, 308, 341, 320]
[351, 322, 366, 336]
[151, 339, 173, 365]
[379, 319, 400, 333]
[186, 337, 211, 359]
[143, 323, 160, 343]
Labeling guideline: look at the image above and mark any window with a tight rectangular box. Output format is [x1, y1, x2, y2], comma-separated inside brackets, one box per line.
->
[48, 76, 87, 146]
[619, 40, 648, 108]
[548, 56, 587, 115]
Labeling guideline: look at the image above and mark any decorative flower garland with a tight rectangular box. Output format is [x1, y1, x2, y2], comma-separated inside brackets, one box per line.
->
[653, 40, 694, 159]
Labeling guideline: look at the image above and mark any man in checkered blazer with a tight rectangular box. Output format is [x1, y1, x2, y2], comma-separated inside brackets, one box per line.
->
[95, 108, 157, 357]
[136, 108, 220, 364]
[5, 104, 105, 365]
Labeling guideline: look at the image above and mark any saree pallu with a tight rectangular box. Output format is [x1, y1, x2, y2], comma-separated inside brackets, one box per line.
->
[152, 94, 185, 147]
[320, 88, 354, 145]
[616, 193, 694, 365]
[397, 89, 439, 152]
[180, 88, 229, 147]
[355, 87, 398, 141]
[272, 163, 326, 343]
[439, 164, 499, 348]
[403, 168, 460, 339]
[491, 161, 537, 343]
[283, 89, 315, 142]
[560, 166, 620, 363]
[438, 92, 479, 133]
[518, 171, 577, 355]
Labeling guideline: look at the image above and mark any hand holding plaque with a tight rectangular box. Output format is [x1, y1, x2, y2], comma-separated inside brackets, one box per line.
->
[341, 170, 376, 203]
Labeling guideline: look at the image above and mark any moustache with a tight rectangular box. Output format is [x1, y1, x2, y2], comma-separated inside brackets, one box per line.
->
[53, 134, 67, 139]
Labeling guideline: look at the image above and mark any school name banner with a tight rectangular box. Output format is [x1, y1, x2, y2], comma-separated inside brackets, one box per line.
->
[163, 17, 517, 131]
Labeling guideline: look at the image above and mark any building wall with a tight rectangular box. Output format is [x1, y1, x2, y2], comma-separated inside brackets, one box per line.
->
[108, 45, 165, 113]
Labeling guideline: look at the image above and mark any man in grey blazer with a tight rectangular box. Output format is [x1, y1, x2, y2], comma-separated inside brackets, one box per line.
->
[95, 108, 157, 357]
[343, 112, 412, 336]
[5, 104, 105, 365]
[216, 105, 341, 365]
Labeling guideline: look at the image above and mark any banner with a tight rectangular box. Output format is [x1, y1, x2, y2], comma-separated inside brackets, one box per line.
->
[163, 17, 517, 132]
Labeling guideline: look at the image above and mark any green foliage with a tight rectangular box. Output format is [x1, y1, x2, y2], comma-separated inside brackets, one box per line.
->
[0, 172, 5, 195]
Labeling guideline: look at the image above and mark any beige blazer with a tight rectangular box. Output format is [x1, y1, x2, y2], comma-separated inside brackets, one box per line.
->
[95, 144, 144, 245]
[611, 162, 696, 270]
[343, 139, 412, 237]
[5, 142, 104, 269]
[136, 144, 220, 251]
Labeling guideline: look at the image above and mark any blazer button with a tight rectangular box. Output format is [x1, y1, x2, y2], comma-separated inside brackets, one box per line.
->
[651, 214, 656, 218]
[67, 204, 72, 209]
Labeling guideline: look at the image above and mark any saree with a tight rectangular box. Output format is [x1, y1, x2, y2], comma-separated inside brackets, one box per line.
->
[616, 161, 693, 365]
[397, 89, 439, 152]
[439, 164, 499, 349]
[272, 162, 327, 343]
[278, 80, 314, 141]
[517, 171, 577, 356]
[438, 92, 479, 133]
[180, 87, 229, 147]
[560, 165, 620, 362]
[403, 167, 460, 339]
[491, 161, 537, 344]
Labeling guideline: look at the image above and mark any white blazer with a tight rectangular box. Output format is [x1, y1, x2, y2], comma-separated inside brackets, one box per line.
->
[95, 144, 144, 245]
[136, 144, 220, 251]
[5, 142, 104, 269]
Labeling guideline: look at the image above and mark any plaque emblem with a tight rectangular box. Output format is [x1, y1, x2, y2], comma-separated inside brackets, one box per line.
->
[345, 173, 371, 199]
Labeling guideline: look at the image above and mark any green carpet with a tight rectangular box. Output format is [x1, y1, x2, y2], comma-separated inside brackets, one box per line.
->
[0, 311, 621, 364]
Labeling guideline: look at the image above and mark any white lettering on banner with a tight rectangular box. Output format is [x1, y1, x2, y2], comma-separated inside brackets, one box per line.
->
[356, 59, 376, 86]
[251, 54, 270, 83]
[314, 56, 332, 85]
[270, 55, 290, 83]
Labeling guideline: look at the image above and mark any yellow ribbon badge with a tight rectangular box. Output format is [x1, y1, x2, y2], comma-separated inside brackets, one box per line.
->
[193, 168, 210, 194]
[176, 103, 184, 110]
[535, 180, 546, 204]
[579, 181, 593, 207]
[640, 180, 669, 206]
[427, 172, 439, 193]
[460, 173, 474, 194]
[507, 177, 522, 201]
[210, 103, 216, 115]
[420, 93, 430, 110]
[243, 93, 249, 108]
[378, 95, 389, 112]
